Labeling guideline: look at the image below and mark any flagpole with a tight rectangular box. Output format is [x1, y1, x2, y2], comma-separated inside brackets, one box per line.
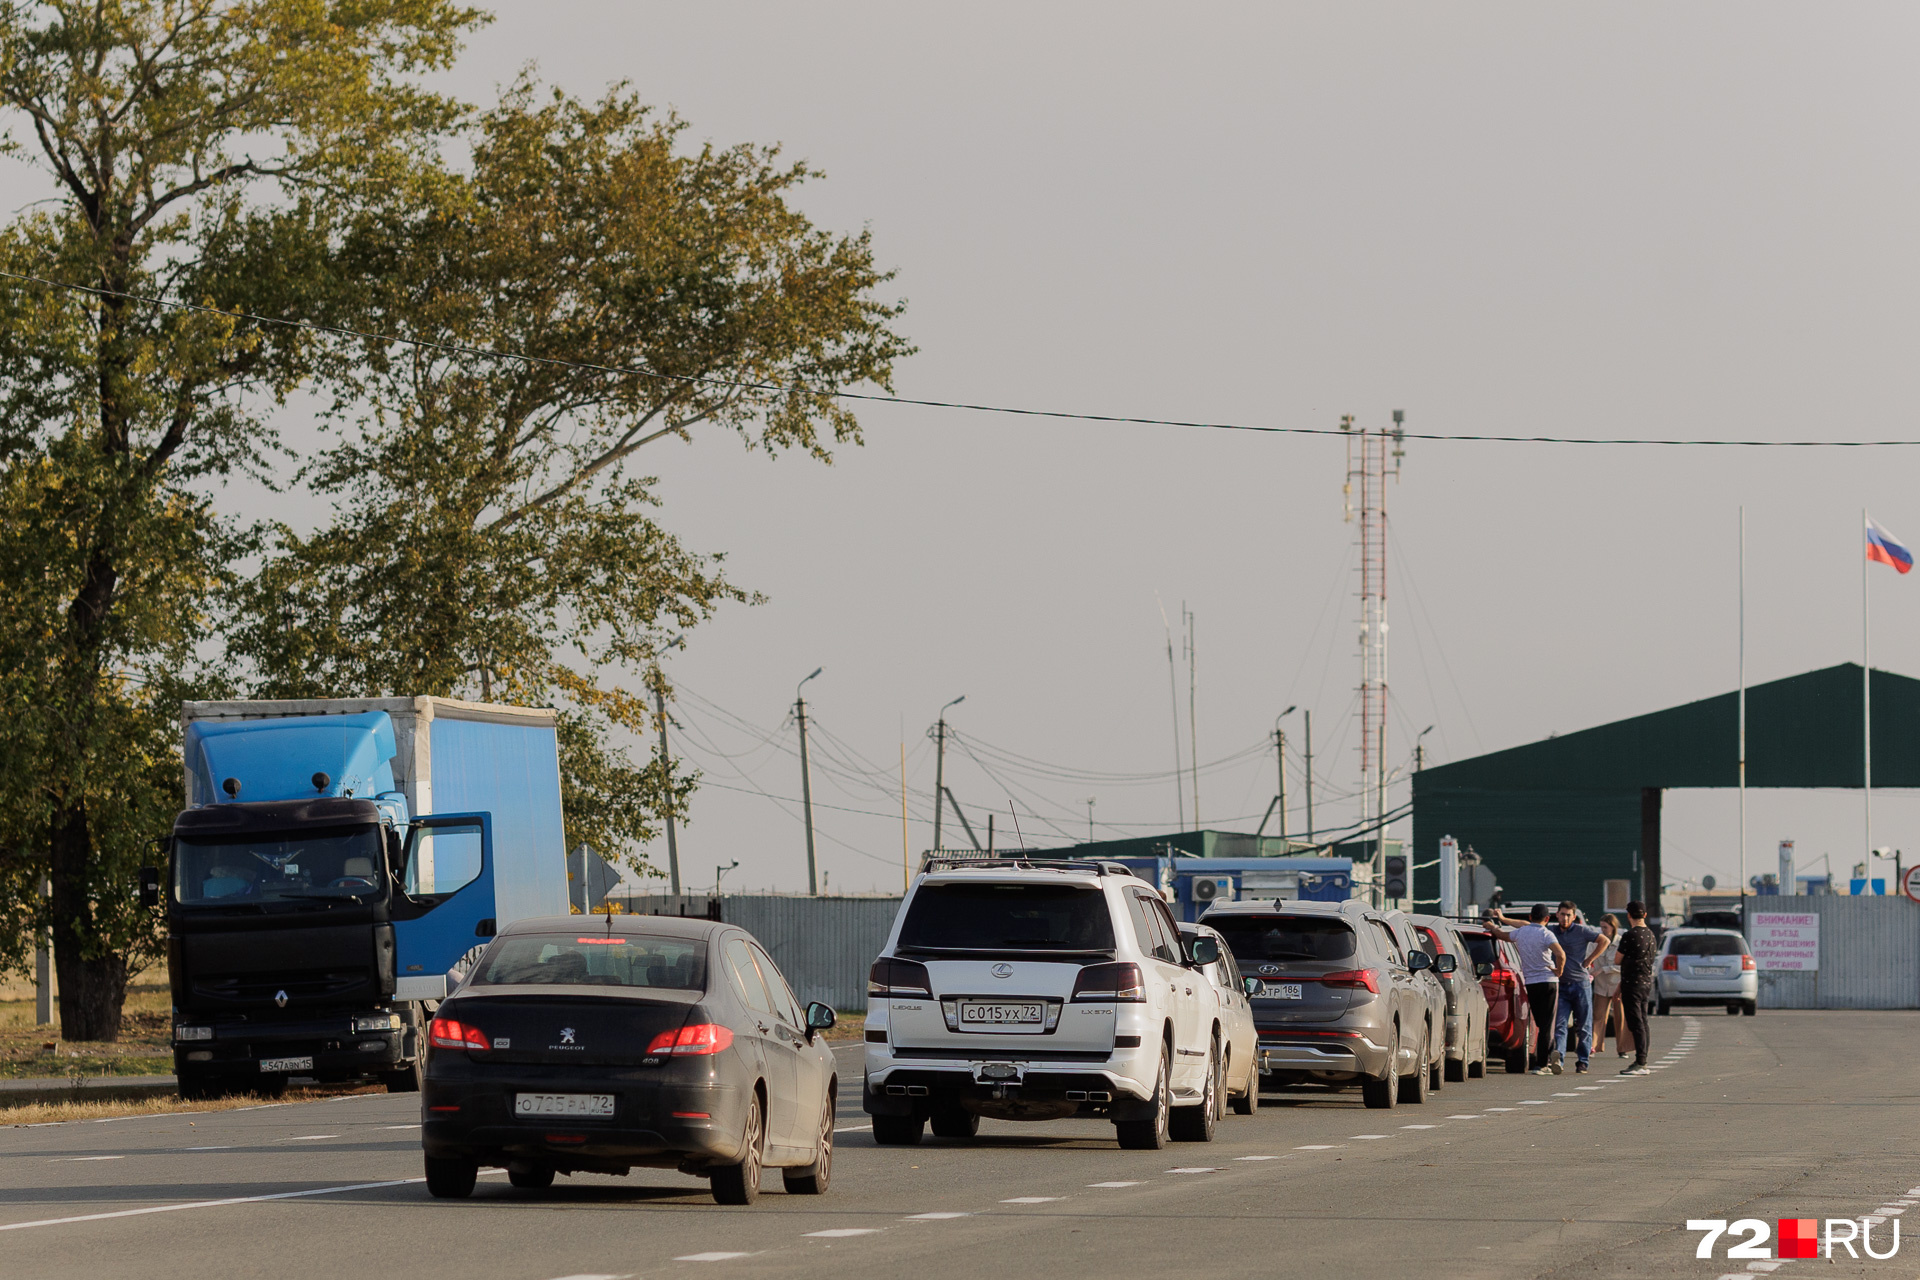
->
[1738, 506, 1746, 899]
[1864, 509, 1872, 873]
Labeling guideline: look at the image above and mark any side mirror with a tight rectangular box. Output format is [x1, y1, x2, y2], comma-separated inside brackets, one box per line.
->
[805, 1002, 837, 1035]
[1242, 977, 1262, 997]
[138, 866, 161, 909]
[1434, 953, 1457, 975]
[474, 917, 497, 938]
[1474, 961, 1494, 979]
[1187, 936, 1220, 966]
[1406, 950, 1432, 972]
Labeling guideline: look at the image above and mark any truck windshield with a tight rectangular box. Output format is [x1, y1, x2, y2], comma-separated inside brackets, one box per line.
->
[175, 825, 386, 906]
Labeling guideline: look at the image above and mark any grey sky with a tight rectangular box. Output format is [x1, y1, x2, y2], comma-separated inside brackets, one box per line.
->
[8, 3, 1920, 896]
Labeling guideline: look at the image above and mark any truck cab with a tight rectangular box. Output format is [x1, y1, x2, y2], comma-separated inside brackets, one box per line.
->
[154, 699, 566, 1099]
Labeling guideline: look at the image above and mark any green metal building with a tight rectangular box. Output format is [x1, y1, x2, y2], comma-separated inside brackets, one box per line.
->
[1410, 663, 1920, 917]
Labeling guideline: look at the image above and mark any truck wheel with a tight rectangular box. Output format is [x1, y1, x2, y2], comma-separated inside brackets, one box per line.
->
[385, 1058, 423, 1093]
[929, 1106, 979, 1139]
[870, 1114, 925, 1146]
[425, 1155, 478, 1199]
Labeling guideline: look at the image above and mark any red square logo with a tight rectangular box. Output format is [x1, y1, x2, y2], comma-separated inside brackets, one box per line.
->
[1778, 1218, 1818, 1259]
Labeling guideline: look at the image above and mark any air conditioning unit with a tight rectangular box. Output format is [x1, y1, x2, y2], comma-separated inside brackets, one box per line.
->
[1190, 876, 1234, 904]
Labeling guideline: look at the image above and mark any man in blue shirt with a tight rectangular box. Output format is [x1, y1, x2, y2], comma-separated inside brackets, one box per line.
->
[1548, 900, 1612, 1074]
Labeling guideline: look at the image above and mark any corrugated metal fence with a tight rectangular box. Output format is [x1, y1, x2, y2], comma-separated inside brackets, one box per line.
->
[1749, 895, 1920, 1009]
[619, 894, 902, 1011]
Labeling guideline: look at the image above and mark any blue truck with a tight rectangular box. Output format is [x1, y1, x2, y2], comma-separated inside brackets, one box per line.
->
[143, 697, 570, 1099]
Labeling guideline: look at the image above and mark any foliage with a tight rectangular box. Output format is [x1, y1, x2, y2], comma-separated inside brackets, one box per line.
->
[0, 0, 483, 1037]
[231, 79, 914, 870]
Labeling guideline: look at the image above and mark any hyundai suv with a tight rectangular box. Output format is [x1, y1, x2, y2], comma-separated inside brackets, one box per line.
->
[1202, 899, 1450, 1109]
[864, 859, 1223, 1149]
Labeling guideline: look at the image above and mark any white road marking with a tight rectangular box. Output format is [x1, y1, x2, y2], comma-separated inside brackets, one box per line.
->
[381, 1124, 421, 1131]
[182, 1147, 233, 1152]
[805, 1229, 883, 1238]
[1446, 1115, 1482, 1120]
[0, 1177, 424, 1232]
[1482, 1107, 1518, 1112]
[57, 1156, 124, 1162]
[903, 1212, 973, 1219]
[674, 1253, 757, 1263]
[1399, 1124, 1437, 1130]
[1552, 1092, 1582, 1097]
[1234, 1156, 1279, 1161]
[547, 1274, 634, 1279]
[1166, 1167, 1216, 1173]
[1518, 1100, 1552, 1105]
[1001, 1196, 1062, 1204]
[1574, 1087, 1602, 1091]
[1349, 1135, 1391, 1140]
[832, 1125, 871, 1134]
[1088, 1181, 1142, 1187]
[281, 1135, 338, 1142]
[1744, 1261, 1784, 1271]
[1294, 1144, 1340, 1150]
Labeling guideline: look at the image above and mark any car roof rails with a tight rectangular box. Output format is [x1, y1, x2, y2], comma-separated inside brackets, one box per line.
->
[918, 853, 1137, 877]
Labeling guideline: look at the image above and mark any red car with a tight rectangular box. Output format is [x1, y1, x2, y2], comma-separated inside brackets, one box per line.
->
[1455, 922, 1535, 1073]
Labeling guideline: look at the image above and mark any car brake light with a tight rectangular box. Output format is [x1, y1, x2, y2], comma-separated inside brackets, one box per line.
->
[1741, 954, 1755, 971]
[868, 957, 933, 997]
[1071, 961, 1146, 1002]
[428, 1016, 490, 1051]
[1662, 955, 1678, 971]
[1321, 968, 1379, 994]
[645, 1022, 737, 1056]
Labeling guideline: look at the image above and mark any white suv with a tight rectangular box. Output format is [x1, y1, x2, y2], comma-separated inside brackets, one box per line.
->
[864, 859, 1224, 1149]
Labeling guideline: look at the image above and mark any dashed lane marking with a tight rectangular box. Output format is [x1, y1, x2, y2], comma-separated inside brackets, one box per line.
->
[1234, 1156, 1280, 1161]
[674, 1253, 757, 1263]
[1166, 1167, 1216, 1173]
[1446, 1115, 1482, 1120]
[1399, 1124, 1437, 1129]
[1483, 1107, 1518, 1112]
[546, 1274, 634, 1279]
[0, 1177, 424, 1232]
[1001, 1196, 1062, 1204]
[805, 1229, 883, 1238]
[1294, 1144, 1341, 1150]
[1518, 1100, 1553, 1105]
[182, 1147, 232, 1152]
[56, 1156, 124, 1162]
[1350, 1135, 1391, 1140]
[382, 1124, 421, 1130]
[1088, 1181, 1142, 1187]
[903, 1212, 973, 1219]
[281, 1135, 338, 1141]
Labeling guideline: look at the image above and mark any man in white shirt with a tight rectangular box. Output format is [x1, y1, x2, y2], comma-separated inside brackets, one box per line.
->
[1489, 903, 1567, 1073]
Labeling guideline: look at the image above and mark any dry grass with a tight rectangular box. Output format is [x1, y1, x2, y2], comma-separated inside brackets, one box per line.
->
[0, 977, 173, 1079]
[0, 1084, 384, 1127]
[819, 1010, 865, 1042]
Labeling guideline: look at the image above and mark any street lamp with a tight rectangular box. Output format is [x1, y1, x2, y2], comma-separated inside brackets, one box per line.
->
[932, 695, 965, 851]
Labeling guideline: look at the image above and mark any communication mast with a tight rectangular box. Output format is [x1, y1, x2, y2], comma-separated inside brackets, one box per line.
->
[1344, 412, 1406, 905]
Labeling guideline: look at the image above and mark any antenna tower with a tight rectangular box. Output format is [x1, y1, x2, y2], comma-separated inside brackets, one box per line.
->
[1344, 412, 1406, 905]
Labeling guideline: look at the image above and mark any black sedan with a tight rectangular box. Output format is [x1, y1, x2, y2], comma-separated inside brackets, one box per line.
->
[421, 915, 838, 1204]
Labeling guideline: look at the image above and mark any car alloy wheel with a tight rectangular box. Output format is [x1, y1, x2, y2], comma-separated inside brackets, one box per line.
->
[1362, 1025, 1399, 1109]
[1116, 1045, 1172, 1149]
[783, 1093, 833, 1195]
[711, 1094, 764, 1205]
[1170, 1041, 1219, 1142]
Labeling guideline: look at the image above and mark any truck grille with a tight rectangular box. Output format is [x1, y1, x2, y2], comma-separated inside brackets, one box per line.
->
[192, 970, 372, 1006]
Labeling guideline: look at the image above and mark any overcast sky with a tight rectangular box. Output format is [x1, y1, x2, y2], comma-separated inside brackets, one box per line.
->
[11, 3, 1920, 898]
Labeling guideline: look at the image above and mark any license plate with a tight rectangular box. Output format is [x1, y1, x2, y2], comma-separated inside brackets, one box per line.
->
[959, 1001, 1043, 1025]
[515, 1093, 615, 1118]
[260, 1057, 312, 1073]
[1264, 982, 1303, 1000]
[1696, 965, 1730, 974]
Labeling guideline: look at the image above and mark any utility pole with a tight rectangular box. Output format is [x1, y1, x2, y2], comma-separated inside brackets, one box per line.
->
[1085, 797, 1096, 845]
[654, 688, 682, 896]
[1304, 709, 1315, 843]
[901, 742, 911, 891]
[1160, 600, 1185, 828]
[795, 668, 822, 895]
[1185, 604, 1199, 828]
[931, 695, 964, 850]
[1270, 706, 1296, 845]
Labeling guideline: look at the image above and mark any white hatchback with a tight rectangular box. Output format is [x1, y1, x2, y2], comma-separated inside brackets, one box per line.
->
[863, 859, 1223, 1149]
[1656, 928, 1758, 1016]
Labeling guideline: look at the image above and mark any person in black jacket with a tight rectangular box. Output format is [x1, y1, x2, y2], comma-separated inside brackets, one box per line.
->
[1615, 901, 1658, 1075]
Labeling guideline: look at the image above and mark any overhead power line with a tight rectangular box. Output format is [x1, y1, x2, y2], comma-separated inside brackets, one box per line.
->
[3, 266, 1918, 448]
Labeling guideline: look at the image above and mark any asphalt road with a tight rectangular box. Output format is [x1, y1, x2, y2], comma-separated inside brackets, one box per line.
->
[1, 1011, 1914, 1280]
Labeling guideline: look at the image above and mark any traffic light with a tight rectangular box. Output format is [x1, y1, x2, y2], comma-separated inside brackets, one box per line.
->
[1384, 854, 1408, 899]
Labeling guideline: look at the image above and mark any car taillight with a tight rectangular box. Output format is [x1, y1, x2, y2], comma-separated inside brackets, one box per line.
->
[1070, 961, 1146, 1002]
[645, 1023, 736, 1056]
[869, 956, 933, 997]
[1741, 954, 1755, 971]
[1321, 968, 1380, 994]
[1662, 955, 1678, 971]
[428, 1016, 490, 1051]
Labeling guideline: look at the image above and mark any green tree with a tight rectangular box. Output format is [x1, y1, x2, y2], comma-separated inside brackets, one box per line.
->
[232, 79, 913, 868]
[0, 0, 482, 1039]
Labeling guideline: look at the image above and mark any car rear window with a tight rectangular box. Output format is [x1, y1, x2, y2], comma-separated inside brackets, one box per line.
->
[1669, 933, 1747, 957]
[473, 934, 709, 989]
[1210, 916, 1357, 963]
[1460, 934, 1499, 969]
[898, 883, 1116, 951]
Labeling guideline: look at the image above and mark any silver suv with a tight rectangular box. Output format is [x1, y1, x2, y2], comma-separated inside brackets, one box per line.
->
[864, 859, 1224, 1149]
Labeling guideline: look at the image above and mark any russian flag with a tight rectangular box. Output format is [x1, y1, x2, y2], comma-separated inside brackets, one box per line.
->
[1867, 515, 1913, 574]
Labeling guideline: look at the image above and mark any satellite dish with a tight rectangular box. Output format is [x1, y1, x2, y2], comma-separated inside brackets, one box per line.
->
[1702, 875, 1716, 890]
